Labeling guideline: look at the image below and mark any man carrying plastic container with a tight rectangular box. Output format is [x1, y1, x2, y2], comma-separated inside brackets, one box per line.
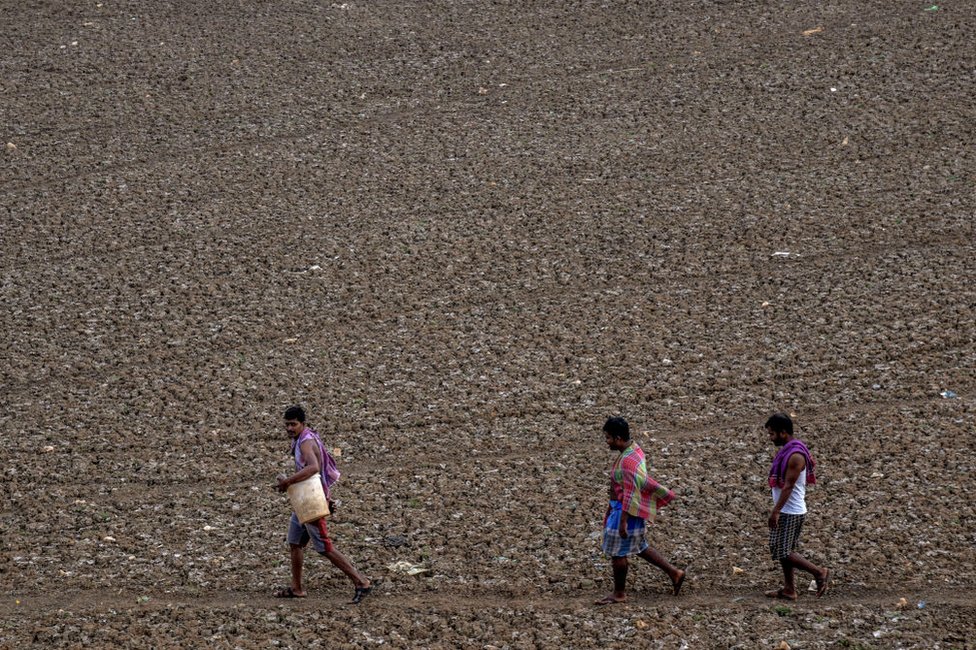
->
[274, 405, 371, 603]
[595, 416, 685, 605]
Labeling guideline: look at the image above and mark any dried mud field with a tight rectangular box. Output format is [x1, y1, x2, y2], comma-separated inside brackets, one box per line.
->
[2, 1, 974, 648]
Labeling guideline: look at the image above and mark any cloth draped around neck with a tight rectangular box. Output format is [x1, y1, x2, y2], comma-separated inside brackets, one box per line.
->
[768, 439, 816, 488]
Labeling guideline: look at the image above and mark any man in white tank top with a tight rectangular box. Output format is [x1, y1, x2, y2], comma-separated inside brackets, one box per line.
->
[765, 412, 831, 600]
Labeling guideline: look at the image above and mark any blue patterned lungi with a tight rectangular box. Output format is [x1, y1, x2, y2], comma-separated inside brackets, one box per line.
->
[601, 500, 649, 557]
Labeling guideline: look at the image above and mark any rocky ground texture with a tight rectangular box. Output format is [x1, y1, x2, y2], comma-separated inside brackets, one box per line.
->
[2, 0, 974, 648]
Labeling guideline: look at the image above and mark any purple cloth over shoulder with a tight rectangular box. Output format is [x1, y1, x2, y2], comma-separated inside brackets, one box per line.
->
[294, 428, 341, 496]
[768, 439, 816, 488]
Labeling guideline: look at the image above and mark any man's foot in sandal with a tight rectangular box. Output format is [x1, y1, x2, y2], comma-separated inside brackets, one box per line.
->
[815, 569, 831, 598]
[351, 584, 372, 604]
[764, 587, 797, 601]
[594, 593, 627, 606]
[672, 568, 687, 596]
[274, 586, 306, 598]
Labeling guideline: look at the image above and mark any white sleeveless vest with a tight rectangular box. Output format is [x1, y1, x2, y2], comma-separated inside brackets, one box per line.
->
[771, 469, 807, 515]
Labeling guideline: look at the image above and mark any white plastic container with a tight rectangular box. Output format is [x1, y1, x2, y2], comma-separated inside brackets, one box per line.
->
[287, 474, 330, 523]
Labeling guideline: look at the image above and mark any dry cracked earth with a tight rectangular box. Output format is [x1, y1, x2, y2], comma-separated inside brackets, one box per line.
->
[2, 0, 974, 648]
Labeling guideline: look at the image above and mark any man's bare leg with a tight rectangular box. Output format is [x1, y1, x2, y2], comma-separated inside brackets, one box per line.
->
[780, 558, 798, 599]
[322, 548, 370, 589]
[639, 547, 685, 594]
[595, 557, 629, 605]
[289, 544, 307, 596]
[788, 552, 830, 597]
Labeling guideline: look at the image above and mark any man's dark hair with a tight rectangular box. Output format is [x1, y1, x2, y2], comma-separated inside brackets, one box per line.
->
[284, 405, 306, 422]
[603, 416, 630, 440]
[765, 412, 793, 435]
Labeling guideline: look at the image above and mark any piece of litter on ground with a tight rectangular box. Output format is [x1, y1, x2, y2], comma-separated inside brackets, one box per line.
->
[387, 560, 430, 575]
[802, 26, 823, 36]
[808, 579, 818, 592]
[42, 445, 55, 453]
[771, 251, 793, 257]
[924, 5, 939, 11]
[897, 597, 909, 609]
[5, 142, 16, 151]
[203, 525, 215, 531]
[283, 338, 298, 344]
[841, 136, 849, 145]
[732, 566, 745, 575]
[940, 390, 958, 399]
[917, 600, 926, 609]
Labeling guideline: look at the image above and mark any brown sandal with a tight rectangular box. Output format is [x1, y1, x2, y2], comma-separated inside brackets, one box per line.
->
[672, 569, 687, 596]
[764, 587, 797, 601]
[815, 570, 831, 598]
[274, 586, 306, 598]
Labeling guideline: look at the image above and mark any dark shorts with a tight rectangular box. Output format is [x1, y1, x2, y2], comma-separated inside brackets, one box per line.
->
[287, 512, 334, 554]
[769, 513, 805, 561]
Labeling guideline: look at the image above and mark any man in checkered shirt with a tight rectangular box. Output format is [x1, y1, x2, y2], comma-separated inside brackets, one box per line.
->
[594, 416, 686, 605]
